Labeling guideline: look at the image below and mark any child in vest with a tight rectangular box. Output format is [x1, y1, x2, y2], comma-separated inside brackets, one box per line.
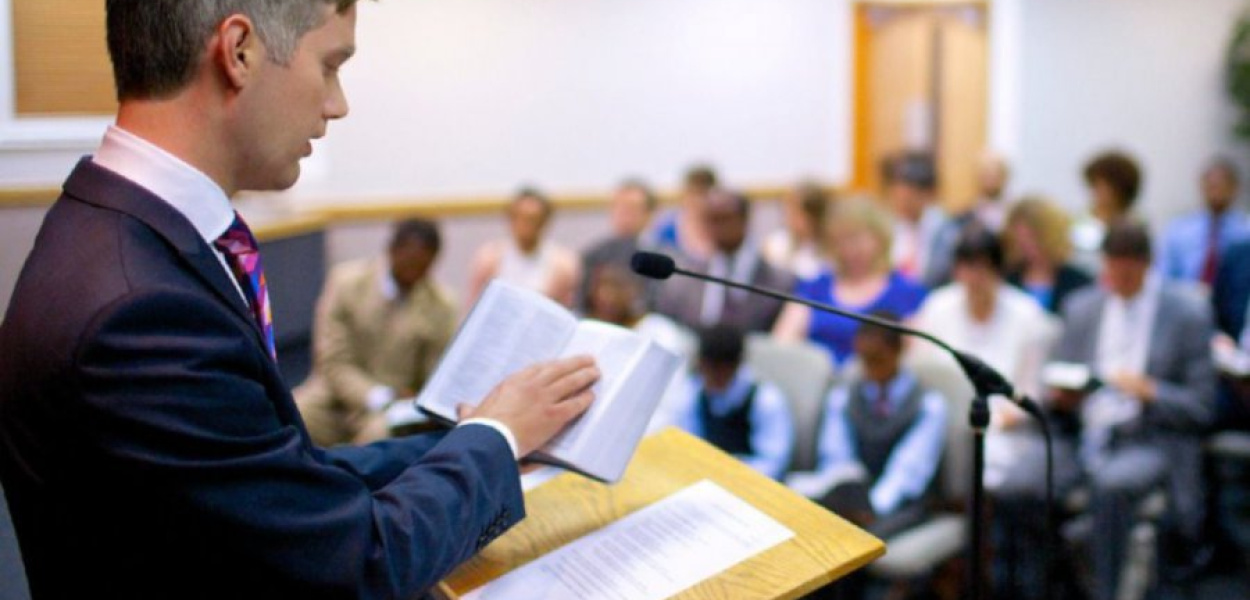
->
[790, 312, 947, 539]
[669, 325, 795, 480]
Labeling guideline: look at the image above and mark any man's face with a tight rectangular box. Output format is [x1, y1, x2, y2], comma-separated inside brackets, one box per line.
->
[978, 161, 1007, 199]
[704, 201, 747, 254]
[887, 183, 929, 222]
[698, 360, 739, 393]
[853, 333, 900, 382]
[588, 272, 637, 324]
[610, 187, 651, 238]
[1102, 256, 1150, 299]
[389, 241, 436, 292]
[953, 258, 997, 295]
[1202, 167, 1238, 213]
[235, 4, 356, 191]
[509, 197, 549, 250]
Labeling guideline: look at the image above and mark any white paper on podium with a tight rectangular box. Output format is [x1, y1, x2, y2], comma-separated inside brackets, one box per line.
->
[462, 479, 795, 600]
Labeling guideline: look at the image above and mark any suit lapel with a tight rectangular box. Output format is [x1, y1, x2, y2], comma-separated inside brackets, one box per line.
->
[61, 159, 268, 352]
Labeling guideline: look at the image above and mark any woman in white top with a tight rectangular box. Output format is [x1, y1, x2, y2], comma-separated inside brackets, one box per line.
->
[467, 187, 580, 310]
[911, 226, 1058, 487]
[762, 181, 832, 282]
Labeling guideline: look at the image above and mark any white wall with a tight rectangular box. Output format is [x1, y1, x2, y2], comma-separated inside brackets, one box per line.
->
[293, 0, 854, 202]
[1013, 0, 1247, 224]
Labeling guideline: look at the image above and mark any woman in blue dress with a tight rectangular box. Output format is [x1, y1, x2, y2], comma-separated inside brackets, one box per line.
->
[773, 198, 928, 368]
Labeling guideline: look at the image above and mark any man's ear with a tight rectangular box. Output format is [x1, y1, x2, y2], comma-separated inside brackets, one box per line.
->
[216, 14, 263, 90]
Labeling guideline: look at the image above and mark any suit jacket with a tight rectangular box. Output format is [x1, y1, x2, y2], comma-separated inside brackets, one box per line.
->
[1052, 282, 1215, 533]
[294, 258, 457, 446]
[0, 160, 523, 599]
[1213, 239, 1250, 339]
[654, 251, 795, 333]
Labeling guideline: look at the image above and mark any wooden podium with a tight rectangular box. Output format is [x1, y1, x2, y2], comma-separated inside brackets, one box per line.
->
[437, 428, 885, 600]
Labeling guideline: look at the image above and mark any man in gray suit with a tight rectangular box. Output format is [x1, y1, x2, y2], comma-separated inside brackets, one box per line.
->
[655, 188, 795, 333]
[1046, 221, 1215, 600]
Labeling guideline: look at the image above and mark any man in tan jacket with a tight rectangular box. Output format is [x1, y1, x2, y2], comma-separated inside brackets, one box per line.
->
[295, 219, 458, 446]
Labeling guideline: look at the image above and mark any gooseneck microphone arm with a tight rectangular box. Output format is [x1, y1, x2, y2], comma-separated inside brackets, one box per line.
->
[629, 251, 1040, 416]
[631, 250, 1056, 600]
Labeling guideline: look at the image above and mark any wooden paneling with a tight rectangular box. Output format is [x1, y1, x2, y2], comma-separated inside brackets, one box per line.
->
[853, 3, 988, 209]
[13, 0, 116, 116]
[935, 10, 988, 212]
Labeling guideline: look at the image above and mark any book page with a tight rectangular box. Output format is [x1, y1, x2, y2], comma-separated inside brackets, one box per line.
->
[543, 337, 680, 481]
[462, 480, 795, 600]
[542, 321, 647, 457]
[417, 280, 578, 420]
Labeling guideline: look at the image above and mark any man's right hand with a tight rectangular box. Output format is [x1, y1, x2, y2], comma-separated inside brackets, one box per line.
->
[462, 356, 600, 457]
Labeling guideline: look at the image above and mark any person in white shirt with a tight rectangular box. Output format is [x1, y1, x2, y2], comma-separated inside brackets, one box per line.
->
[467, 187, 581, 309]
[883, 151, 961, 288]
[762, 181, 832, 281]
[667, 325, 795, 480]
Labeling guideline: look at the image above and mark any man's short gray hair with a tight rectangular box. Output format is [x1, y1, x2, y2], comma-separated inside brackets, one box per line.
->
[106, 0, 360, 101]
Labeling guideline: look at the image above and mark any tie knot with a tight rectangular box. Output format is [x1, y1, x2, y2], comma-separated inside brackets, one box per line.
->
[214, 212, 259, 257]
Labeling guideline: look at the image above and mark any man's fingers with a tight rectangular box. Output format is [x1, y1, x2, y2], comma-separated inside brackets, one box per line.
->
[553, 388, 595, 420]
[532, 355, 597, 385]
[547, 363, 600, 401]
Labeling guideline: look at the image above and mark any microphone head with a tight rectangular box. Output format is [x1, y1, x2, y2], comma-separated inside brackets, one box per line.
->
[630, 252, 676, 280]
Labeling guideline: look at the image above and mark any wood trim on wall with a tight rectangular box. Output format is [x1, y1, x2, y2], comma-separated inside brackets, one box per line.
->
[0, 183, 814, 243]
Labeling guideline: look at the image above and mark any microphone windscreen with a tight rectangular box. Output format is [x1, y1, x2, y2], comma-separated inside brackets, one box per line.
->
[630, 252, 676, 280]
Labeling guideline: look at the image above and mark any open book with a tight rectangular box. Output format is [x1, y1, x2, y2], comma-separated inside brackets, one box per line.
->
[416, 279, 682, 483]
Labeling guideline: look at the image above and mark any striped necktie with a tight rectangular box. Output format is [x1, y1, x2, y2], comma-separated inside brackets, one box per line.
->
[213, 212, 277, 360]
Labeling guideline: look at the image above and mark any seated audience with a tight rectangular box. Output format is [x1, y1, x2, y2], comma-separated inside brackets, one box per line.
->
[1003, 196, 1094, 315]
[667, 325, 794, 480]
[1001, 221, 1215, 600]
[467, 186, 580, 308]
[1071, 150, 1143, 273]
[650, 164, 718, 260]
[774, 199, 927, 367]
[294, 219, 458, 446]
[1159, 157, 1250, 288]
[883, 151, 962, 287]
[966, 152, 1012, 233]
[762, 180, 832, 281]
[654, 188, 795, 333]
[579, 179, 660, 310]
[789, 313, 946, 538]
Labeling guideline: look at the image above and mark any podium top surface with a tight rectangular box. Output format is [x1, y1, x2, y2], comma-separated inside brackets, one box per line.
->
[442, 428, 885, 600]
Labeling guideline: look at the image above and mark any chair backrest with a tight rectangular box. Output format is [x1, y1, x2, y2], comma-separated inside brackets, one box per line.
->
[0, 481, 32, 600]
[904, 352, 975, 504]
[744, 334, 835, 473]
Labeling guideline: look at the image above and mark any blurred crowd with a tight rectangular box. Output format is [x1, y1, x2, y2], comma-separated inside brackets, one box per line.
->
[294, 150, 1250, 600]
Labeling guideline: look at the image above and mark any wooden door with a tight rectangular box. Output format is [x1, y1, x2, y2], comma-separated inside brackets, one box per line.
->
[851, 3, 988, 212]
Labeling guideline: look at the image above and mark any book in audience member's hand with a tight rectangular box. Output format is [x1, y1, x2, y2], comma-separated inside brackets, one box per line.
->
[416, 279, 682, 483]
[1213, 335, 1250, 379]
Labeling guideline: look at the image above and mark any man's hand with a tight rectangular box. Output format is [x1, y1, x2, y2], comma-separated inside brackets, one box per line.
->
[460, 356, 600, 457]
[1107, 372, 1156, 404]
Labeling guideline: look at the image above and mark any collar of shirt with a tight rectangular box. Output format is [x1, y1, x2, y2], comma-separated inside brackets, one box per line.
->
[858, 370, 918, 413]
[378, 261, 401, 302]
[694, 366, 758, 416]
[707, 241, 759, 289]
[92, 125, 234, 245]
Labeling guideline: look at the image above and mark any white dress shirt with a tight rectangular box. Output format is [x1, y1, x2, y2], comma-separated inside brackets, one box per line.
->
[1096, 274, 1161, 380]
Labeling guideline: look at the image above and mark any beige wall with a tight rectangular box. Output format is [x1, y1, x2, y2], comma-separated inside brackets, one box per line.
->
[0, 201, 784, 318]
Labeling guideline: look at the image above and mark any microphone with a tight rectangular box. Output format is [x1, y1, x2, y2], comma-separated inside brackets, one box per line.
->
[629, 251, 1041, 419]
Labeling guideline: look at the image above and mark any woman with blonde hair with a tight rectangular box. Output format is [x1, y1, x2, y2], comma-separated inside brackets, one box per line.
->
[1002, 197, 1093, 315]
[773, 198, 928, 367]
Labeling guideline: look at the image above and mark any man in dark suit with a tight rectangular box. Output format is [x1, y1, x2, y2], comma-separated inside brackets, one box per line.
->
[0, 2, 598, 598]
[655, 188, 795, 333]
